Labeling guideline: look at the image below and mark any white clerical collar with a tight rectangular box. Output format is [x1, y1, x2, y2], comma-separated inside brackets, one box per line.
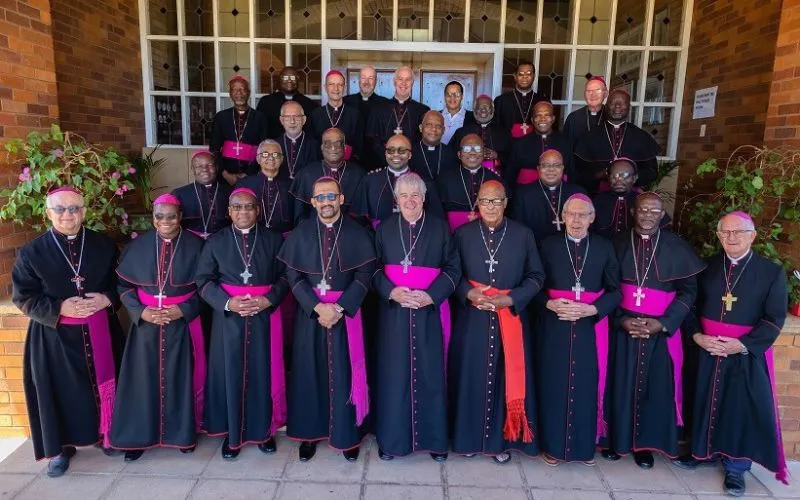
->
[548, 185, 558, 191]
[236, 224, 256, 235]
[727, 250, 751, 265]
[286, 132, 302, 142]
[486, 219, 505, 233]
[390, 167, 409, 177]
[395, 96, 408, 104]
[406, 211, 424, 226]
[465, 166, 480, 175]
[618, 195, 626, 200]
[67, 234, 78, 240]
[422, 141, 439, 151]
[203, 183, 214, 188]
[515, 87, 531, 96]
[639, 232, 652, 240]
[538, 133, 548, 140]
[328, 102, 342, 111]
[284, 94, 294, 100]
[607, 120, 624, 129]
[567, 234, 586, 243]
[480, 122, 490, 128]
[237, 108, 248, 115]
[360, 92, 372, 101]
[590, 111, 598, 116]
[265, 175, 275, 181]
[322, 217, 340, 228]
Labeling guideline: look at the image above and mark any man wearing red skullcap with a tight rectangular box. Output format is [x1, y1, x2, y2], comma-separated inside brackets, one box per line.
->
[309, 71, 364, 162]
[13, 186, 123, 477]
[111, 194, 206, 461]
[563, 76, 609, 149]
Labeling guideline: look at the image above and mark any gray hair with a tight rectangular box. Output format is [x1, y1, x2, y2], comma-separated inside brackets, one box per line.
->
[562, 196, 595, 215]
[257, 139, 281, 155]
[717, 214, 756, 231]
[394, 172, 427, 199]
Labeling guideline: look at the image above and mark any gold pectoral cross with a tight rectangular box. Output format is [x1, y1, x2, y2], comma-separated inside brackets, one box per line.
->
[721, 292, 738, 312]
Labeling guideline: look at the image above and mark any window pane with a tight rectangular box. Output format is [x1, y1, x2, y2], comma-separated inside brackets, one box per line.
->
[652, 0, 682, 46]
[348, 69, 396, 99]
[646, 51, 678, 103]
[151, 41, 180, 91]
[149, 0, 178, 36]
[219, 42, 251, 87]
[188, 96, 216, 145]
[469, 0, 502, 43]
[610, 50, 642, 100]
[614, 1, 647, 45]
[432, 1, 465, 43]
[154, 96, 183, 145]
[186, 42, 215, 92]
[541, 0, 574, 44]
[328, 4, 357, 40]
[184, 0, 213, 36]
[505, 0, 538, 44]
[292, 45, 322, 96]
[552, 104, 566, 132]
[577, 0, 611, 44]
[538, 50, 570, 101]
[398, 0, 429, 42]
[256, 43, 286, 95]
[573, 50, 607, 99]
[255, 0, 286, 38]
[363, 0, 393, 41]
[218, 0, 250, 37]
[642, 107, 671, 155]
[502, 48, 535, 93]
[291, 0, 321, 39]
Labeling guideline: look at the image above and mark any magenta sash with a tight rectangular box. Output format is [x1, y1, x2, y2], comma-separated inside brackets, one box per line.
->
[59, 309, 116, 447]
[313, 289, 369, 426]
[446, 211, 479, 232]
[221, 141, 258, 163]
[220, 283, 286, 434]
[482, 159, 500, 174]
[343, 144, 353, 161]
[546, 289, 608, 442]
[517, 168, 539, 185]
[619, 283, 683, 426]
[511, 123, 533, 139]
[136, 289, 207, 432]
[384, 265, 451, 364]
[700, 317, 788, 484]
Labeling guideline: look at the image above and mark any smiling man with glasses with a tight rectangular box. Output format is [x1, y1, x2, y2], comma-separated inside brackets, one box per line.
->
[172, 150, 232, 240]
[278, 100, 321, 181]
[257, 66, 319, 140]
[564, 76, 609, 149]
[235, 139, 294, 235]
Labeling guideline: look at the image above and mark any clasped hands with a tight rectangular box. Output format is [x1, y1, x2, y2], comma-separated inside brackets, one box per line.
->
[59, 293, 111, 318]
[390, 287, 434, 309]
[314, 303, 343, 329]
[621, 316, 665, 339]
[141, 305, 184, 325]
[546, 298, 597, 322]
[693, 333, 746, 357]
[228, 294, 271, 317]
[467, 285, 512, 312]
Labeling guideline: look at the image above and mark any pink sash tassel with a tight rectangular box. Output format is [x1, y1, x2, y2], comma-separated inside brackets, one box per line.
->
[314, 289, 369, 426]
[700, 317, 789, 485]
[546, 289, 608, 442]
[482, 159, 501, 175]
[516, 168, 539, 185]
[221, 141, 258, 163]
[446, 211, 479, 232]
[137, 289, 207, 432]
[343, 144, 353, 161]
[220, 283, 287, 435]
[620, 284, 683, 427]
[60, 309, 116, 447]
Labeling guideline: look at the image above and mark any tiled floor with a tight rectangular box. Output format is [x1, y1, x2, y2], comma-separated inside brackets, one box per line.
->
[0, 435, 797, 499]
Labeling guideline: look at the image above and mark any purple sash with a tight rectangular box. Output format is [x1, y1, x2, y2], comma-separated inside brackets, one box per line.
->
[511, 123, 533, 139]
[619, 283, 683, 426]
[446, 211, 479, 232]
[700, 317, 788, 484]
[137, 289, 207, 432]
[221, 141, 258, 163]
[59, 309, 116, 447]
[313, 289, 369, 426]
[384, 265, 451, 364]
[343, 144, 353, 161]
[517, 168, 539, 185]
[546, 289, 608, 442]
[220, 283, 286, 435]
[482, 159, 500, 174]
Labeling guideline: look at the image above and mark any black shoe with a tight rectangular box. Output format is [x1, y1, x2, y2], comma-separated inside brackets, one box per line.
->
[430, 452, 448, 462]
[94, 443, 117, 457]
[180, 446, 196, 454]
[46, 454, 70, 478]
[343, 446, 360, 462]
[221, 438, 240, 461]
[124, 450, 144, 462]
[258, 438, 277, 454]
[671, 455, 699, 470]
[634, 450, 654, 469]
[378, 449, 393, 461]
[723, 472, 746, 497]
[298, 441, 317, 462]
[601, 448, 621, 461]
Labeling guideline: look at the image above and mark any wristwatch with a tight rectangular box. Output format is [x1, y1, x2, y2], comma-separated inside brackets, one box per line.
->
[333, 304, 344, 314]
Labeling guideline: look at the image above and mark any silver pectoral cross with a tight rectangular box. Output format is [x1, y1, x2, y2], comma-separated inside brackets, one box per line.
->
[394, 126, 403, 135]
[400, 257, 412, 274]
[486, 256, 499, 274]
[71, 274, 85, 292]
[316, 278, 331, 296]
[154, 292, 167, 308]
[240, 267, 253, 284]
[572, 281, 585, 300]
[633, 286, 646, 307]
[552, 217, 564, 231]
[233, 142, 244, 156]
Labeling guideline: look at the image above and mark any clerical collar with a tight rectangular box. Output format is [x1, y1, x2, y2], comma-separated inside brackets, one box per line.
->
[463, 166, 480, 175]
[483, 218, 506, 233]
[237, 108, 248, 115]
[203, 183, 215, 188]
[394, 96, 408, 105]
[636, 231, 658, 240]
[567, 234, 586, 243]
[283, 93, 294, 100]
[328, 102, 342, 111]
[548, 184, 559, 191]
[590, 111, 598, 116]
[360, 92, 372, 101]
[727, 250, 751, 265]
[285, 131, 303, 142]
[607, 120, 625, 129]
[538, 133, 548, 140]
[479, 122, 490, 128]
[53, 228, 80, 240]
[515, 87, 532, 97]
[422, 141, 439, 150]
[389, 167, 409, 177]
[324, 161, 344, 172]
[319, 216, 341, 229]
[405, 211, 424, 226]
[236, 224, 256, 235]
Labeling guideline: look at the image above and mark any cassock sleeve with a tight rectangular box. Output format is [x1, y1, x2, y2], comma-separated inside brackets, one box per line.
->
[284, 267, 322, 317]
[104, 244, 122, 311]
[117, 273, 146, 325]
[425, 229, 461, 305]
[739, 265, 788, 357]
[11, 251, 62, 329]
[264, 237, 290, 308]
[508, 228, 546, 315]
[371, 230, 396, 301]
[658, 275, 698, 335]
[593, 246, 622, 318]
[336, 258, 376, 317]
[195, 242, 229, 312]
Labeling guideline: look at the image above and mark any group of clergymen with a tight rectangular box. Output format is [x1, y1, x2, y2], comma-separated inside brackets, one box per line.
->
[12, 62, 789, 498]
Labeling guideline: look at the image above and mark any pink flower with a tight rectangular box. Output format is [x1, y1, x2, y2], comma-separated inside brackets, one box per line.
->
[18, 172, 30, 182]
[115, 188, 123, 196]
[23, 167, 30, 174]
[112, 172, 121, 179]
[128, 167, 137, 174]
[131, 232, 139, 239]
[53, 148, 63, 158]
[121, 184, 129, 192]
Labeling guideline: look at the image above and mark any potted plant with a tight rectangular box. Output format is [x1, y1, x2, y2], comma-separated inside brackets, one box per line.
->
[129, 145, 168, 211]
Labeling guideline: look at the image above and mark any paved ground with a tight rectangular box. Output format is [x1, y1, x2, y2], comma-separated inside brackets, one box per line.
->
[0, 435, 797, 499]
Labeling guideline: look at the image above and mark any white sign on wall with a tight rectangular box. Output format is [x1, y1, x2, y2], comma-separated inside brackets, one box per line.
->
[692, 86, 718, 119]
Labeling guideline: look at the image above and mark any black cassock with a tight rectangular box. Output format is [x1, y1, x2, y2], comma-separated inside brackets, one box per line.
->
[279, 132, 321, 181]
[13, 229, 123, 460]
[356, 167, 444, 226]
[344, 92, 390, 169]
[493, 90, 546, 138]
[511, 180, 586, 244]
[235, 173, 294, 235]
[256, 91, 318, 140]
[277, 216, 376, 450]
[372, 213, 461, 456]
[449, 218, 545, 455]
[450, 122, 512, 174]
[408, 142, 459, 182]
[592, 191, 671, 239]
[505, 131, 573, 192]
[563, 105, 606, 150]
[309, 104, 364, 161]
[289, 160, 366, 223]
[196, 225, 289, 448]
[366, 98, 430, 168]
[608, 229, 705, 457]
[437, 166, 504, 229]
[534, 233, 621, 461]
[574, 122, 660, 194]
[210, 107, 269, 177]
[111, 229, 206, 450]
[172, 181, 232, 239]
[685, 251, 788, 477]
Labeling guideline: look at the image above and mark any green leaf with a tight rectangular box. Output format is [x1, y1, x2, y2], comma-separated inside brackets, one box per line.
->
[751, 176, 763, 189]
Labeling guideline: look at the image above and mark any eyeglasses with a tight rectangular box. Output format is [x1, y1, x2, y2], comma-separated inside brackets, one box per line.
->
[585, 89, 606, 95]
[313, 193, 339, 202]
[258, 152, 283, 160]
[478, 198, 505, 207]
[423, 122, 443, 130]
[230, 203, 257, 212]
[322, 140, 345, 149]
[636, 208, 663, 215]
[445, 92, 462, 98]
[461, 145, 483, 153]
[385, 147, 410, 155]
[610, 172, 634, 179]
[47, 205, 84, 214]
[154, 213, 179, 221]
[717, 229, 755, 238]
[539, 163, 564, 170]
[516, 71, 533, 77]
[281, 75, 298, 82]
[280, 114, 304, 121]
[564, 210, 594, 219]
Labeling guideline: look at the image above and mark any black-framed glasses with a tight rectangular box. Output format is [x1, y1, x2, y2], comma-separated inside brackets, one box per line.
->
[385, 147, 410, 155]
[322, 140, 345, 149]
[230, 203, 257, 212]
[313, 193, 339, 202]
[478, 198, 505, 207]
[461, 145, 483, 153]
[47, 205, 84, 214]
[717, 229, 755, 238]
[154, 213, 179, 221]
[258, 152, 283, 160]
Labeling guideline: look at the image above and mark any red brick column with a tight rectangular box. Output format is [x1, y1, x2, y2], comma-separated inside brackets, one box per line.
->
[764, 0, 800, 148]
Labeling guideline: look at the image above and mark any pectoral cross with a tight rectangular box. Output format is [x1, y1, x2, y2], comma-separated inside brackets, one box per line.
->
[552, 217, 564, 231]
[572, 281, 585, 300]
[392, 205, 400, 213]
[468, 211, 478, 221]
[233, 142, 243, 156]
[70, 274, 85, 292]
[200, 232, 209, 239]
[485, 256, 499, 274]
[400, 257, 412, 274]
[240, 267, 253, 284]
[154, 291, 167, 308]
[520, 122, 530, 134]
[316, 278, 331, 296]
[721, 292, 738, 312]
[394, 126, 403, 135]
[633, 286, 646, 307]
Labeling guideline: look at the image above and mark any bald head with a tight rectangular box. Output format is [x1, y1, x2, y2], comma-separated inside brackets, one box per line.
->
[386, 134, 412, 149]
[478, 180, 506, 199]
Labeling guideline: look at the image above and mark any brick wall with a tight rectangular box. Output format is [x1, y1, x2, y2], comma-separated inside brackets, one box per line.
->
[764, 1, 800, 148]
[0, 310, 29, 437]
